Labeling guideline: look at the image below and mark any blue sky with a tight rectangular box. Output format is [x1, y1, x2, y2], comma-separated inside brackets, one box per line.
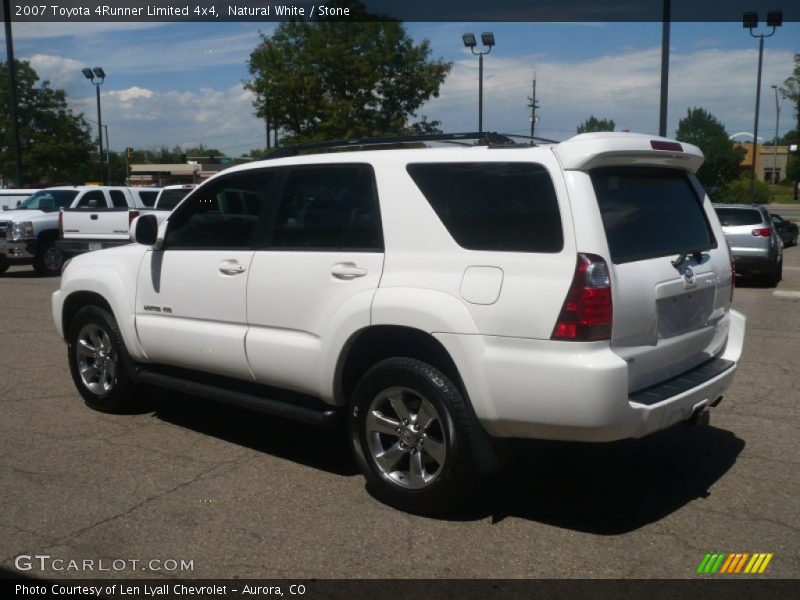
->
[3, 20, 798, 156]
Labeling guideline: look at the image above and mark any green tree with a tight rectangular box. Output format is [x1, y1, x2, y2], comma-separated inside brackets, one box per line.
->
[0, 60, 94, 185]
[717, 173, 772, 204]
[576, 115, 615, 134]
[787, 153, 800, 201]
[779, 53, 800, 138]
[675, 107, 744, 192]
[245, 1, 451, 144]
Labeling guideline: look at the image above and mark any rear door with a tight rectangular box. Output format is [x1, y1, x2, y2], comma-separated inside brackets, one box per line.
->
[245, 164, 384, 396]
[589, 167, 732, 393]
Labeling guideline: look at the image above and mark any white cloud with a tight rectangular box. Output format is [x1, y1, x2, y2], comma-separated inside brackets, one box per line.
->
[108, 86, 155, 102]
[26, 54, 84, 88]
[423, 46, 796, 140]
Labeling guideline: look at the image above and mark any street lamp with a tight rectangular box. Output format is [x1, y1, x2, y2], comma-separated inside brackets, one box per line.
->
[82, 67, 107, 185]
[743, 10, 782, 201]
[771, 85, 781, 186]
[462, 32, 495, 134]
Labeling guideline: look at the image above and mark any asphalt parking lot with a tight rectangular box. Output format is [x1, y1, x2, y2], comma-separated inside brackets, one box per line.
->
[1, 246, 799, 580]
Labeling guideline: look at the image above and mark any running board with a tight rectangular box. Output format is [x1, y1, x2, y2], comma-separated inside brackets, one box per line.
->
[134, 368, 342, 428]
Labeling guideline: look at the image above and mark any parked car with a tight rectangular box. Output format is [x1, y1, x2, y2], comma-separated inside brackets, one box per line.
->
[0, 188, 85, 275]
[56, 186, 161, 259]
[713, 204, 783, 285]
[52, 132, 745, 513]
[770, 213, 798, 247]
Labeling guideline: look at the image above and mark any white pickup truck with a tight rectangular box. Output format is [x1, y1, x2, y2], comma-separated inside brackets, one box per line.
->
[56, 187, 161, 259]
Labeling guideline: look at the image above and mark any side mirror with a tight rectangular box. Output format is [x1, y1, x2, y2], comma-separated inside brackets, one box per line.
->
[16, 200, 21, 207]
[131, 214, 159, 246]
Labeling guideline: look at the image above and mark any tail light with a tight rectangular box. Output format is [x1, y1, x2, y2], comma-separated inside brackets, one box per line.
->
[751, 227, 772, 237]
[551, 253, 613, 341]
[58, 209, 63, 239]
[726, 241, 735, 303]
[129, 210, 139, 226]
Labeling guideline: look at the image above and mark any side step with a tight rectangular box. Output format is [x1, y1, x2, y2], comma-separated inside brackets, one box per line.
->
[134, 367, 342, 428]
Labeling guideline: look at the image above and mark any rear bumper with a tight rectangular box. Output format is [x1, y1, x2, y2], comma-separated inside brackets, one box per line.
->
[55, 238, 131, 257]
[436, 310, 746, 442]
[731, 247, 779, 274]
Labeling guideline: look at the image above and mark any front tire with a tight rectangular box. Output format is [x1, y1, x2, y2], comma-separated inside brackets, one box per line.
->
[33, 242, 63, 275]
[349, 357, 488, 514]
[67, 305, 137, 412]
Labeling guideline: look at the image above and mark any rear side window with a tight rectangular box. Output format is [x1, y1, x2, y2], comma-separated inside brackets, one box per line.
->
[715, 208, 762, 226]
[590, 167, 716, 264]
[157, 189, 192, 210]
[270, 165, 382, 251]
[109, 190, 128, 208]
[406, 162, 563, 252]
[138, 191, 158, 207]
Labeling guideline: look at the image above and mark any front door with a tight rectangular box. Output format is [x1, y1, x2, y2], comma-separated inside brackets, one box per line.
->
[136, 169, 278, 380]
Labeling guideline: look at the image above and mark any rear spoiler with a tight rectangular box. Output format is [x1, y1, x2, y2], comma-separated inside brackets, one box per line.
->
[553, 132, 704, 173]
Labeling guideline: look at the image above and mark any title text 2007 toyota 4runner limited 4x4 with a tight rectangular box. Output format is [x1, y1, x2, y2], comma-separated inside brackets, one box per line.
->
[52, 132, 746, 513]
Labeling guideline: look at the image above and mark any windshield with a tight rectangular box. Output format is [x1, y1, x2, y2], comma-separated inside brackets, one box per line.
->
[18, 190, 79, 212]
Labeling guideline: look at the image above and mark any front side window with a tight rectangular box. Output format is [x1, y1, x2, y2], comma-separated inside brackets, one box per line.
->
[406, 162, 563, 252]
[164, 171, 276, 249]
[270, 165, 382, 251]
[76, 190, 106, 208]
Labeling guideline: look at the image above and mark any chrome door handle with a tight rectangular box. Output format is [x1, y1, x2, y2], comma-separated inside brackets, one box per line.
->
[331, 262, 367, 280]
[219, 261, 246, 275]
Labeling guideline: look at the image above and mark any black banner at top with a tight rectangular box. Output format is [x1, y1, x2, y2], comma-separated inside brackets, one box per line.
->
[3, 0, 800, 22]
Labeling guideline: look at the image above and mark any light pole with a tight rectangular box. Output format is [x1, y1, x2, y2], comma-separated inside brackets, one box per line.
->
[743, 11, 782, 202]
[462, 32, 495, 134]
[771, 84, 781, 186]
[82, 67, 106, 185]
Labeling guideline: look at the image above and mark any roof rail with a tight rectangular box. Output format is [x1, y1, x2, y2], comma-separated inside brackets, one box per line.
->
[262, 131, 520, 160]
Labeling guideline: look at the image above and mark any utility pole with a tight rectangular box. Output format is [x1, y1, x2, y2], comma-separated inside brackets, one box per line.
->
[3, 0, 23, 186]
[527, 72, 539, 144]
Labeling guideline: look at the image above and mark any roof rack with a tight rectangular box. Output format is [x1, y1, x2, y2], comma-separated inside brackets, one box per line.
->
[262, 131, 529, 160]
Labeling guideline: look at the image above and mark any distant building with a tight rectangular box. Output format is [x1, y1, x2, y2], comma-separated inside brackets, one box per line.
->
[129, 162, 231, 186]
[734, 143, 790, 183]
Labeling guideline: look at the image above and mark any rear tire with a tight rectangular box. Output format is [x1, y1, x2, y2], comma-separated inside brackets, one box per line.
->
[766, 258, 782, 287]
[33, 242, 63, 276]
[0, 256, 8, 275]
[67, 305, 138, 412]
[349, 357, 490, 515]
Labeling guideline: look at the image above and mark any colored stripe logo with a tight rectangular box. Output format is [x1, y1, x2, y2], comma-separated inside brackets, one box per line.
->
[696, 552, 773, 574]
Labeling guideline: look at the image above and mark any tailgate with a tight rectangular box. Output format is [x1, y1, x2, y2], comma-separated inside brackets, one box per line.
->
[590, 167, 734, 393]
[61, 208, 132, 240]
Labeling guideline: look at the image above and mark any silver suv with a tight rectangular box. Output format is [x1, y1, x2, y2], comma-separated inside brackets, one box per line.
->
[713, 204, 782, 286]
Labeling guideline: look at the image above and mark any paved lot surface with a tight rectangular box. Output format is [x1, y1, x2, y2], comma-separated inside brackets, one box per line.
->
[1, 246, 798, 580]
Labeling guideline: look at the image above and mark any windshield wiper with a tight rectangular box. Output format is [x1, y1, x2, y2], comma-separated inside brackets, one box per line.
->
[671, 249, 704, 268]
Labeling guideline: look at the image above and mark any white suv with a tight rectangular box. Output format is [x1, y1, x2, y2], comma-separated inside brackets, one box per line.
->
[52, 132, 746, 513]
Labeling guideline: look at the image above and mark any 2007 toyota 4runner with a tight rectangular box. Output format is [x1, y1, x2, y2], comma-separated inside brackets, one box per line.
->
[52, 132, 746, 513]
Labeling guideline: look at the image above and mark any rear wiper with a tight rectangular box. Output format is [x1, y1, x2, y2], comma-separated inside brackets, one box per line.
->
[671, 249, 704, 268]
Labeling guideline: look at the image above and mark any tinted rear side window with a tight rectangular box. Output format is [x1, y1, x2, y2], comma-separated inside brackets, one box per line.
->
[138, 191, 158, 207]
[158, 189, 191, 210]
[590, 167, 715, 264]
[406, 162, 563, 252]
[715, 208, 762, 226]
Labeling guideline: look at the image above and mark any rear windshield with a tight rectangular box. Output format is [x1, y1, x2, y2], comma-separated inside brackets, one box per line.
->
[590, 167, 715, 264]
[157, 189, 192, 210]
[715, 208, 762, 226]
[406, 162, 563, 252]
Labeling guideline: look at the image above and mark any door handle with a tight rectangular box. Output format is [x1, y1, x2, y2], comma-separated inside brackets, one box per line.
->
[90, 214, 98, 220]
[218, 261, 246, 275]
[331, 262, 367, 280]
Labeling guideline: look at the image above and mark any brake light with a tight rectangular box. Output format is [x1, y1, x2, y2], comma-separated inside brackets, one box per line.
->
[129, 210, 139, 225]
[58, 209, 63, 239]
[551, 253, 613, 341]
[650, 140, 683, 152]
[751, 227, 772, 237]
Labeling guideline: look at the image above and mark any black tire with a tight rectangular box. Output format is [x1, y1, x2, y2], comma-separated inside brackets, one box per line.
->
[67, 305, 138, 412]
[33, 242, 63, 276]
[766, 258, 783, 287]
[0, 256, 8, 275]
[349, 357, 491, 515]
